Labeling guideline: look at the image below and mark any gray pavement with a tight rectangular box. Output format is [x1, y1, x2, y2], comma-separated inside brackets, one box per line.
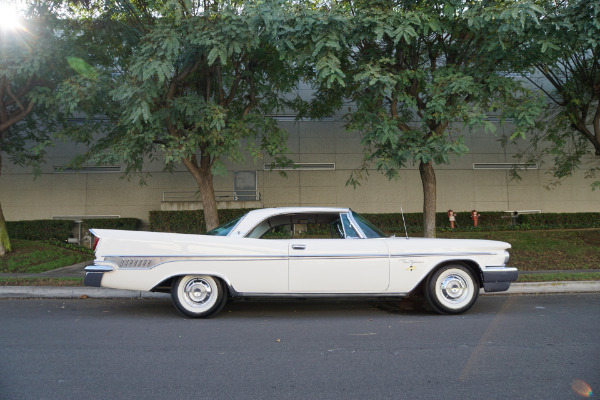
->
[1, 262, 599, 298]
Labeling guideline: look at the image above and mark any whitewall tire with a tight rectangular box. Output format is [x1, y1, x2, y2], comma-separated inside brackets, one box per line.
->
[425, 264, 479, 315]
[171, 275, 227, 318]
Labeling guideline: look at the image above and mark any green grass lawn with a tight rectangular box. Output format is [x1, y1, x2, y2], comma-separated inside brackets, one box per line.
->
[0, 230, 598, 286]
[0, 240, 93, 274]
[438, 229, 600, 271]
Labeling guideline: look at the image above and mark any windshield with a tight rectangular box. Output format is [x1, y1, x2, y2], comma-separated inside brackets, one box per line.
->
[205, 215, 244, 236]
[351, 211, 386, 238]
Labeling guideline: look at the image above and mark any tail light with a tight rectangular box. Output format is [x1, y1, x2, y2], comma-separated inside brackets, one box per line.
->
[92, 236, 100, 251]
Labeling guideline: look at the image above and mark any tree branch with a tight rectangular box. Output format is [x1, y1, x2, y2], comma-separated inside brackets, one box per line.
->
[0, 101, 35, 132]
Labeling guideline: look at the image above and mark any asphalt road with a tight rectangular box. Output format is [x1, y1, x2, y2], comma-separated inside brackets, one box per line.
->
[1, 294, 598, 400]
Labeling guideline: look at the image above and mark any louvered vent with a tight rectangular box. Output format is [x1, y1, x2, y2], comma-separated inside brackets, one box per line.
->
[264, 163, 336, 171]
[54, 166, 122, 173]
[473, 163, 538, 170]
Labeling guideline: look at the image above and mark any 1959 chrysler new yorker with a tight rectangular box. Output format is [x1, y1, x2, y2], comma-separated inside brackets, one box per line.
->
[84, 207, 517, 318]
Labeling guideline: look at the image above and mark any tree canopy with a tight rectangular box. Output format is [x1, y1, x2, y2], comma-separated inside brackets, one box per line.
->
[65, 0, 298, 230]
[292, 0, 545, 236]
[0, 2, 76, 255]
[1, 0, 594, 245]
[512, 0, 600, 189]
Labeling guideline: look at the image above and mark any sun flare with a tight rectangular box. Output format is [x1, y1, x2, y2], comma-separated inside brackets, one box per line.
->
[0, 3, 22, 31]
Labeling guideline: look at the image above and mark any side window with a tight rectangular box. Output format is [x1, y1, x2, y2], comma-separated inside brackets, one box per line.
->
[341, 214, 360, 238]
[260, 225, 293, 239]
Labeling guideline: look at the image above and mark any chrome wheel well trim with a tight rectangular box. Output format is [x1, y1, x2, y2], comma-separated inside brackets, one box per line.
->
[152, 273, 235, 296]
[428, 259, 483, 288]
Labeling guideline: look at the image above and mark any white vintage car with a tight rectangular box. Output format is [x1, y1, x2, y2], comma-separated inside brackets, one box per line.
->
[84, 207, 517, 318]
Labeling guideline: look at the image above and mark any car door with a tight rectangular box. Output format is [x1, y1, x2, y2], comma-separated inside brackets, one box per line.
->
[288, 235, 390, 293]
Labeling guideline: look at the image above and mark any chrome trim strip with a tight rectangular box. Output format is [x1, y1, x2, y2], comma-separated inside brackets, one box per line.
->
[103, 255, 289, 260]
[96, 251, 500, 271]
[84, 265, 114, 272]
[484, 266, 518, 271]
[390, 252, 497, 258]
[234, 292, 409, 298]
[289, 255, 389, 260]
[102, 254, 396, 270]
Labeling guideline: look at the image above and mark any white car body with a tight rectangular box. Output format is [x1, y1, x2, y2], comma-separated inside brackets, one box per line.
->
[85, 207, 517, 317]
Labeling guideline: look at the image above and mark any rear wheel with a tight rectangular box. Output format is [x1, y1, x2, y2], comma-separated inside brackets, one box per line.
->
[424, 264, 479, 315]
[171, 275, 227, 318]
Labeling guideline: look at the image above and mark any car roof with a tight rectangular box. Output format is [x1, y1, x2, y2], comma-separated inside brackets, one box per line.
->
[231, 207, 351, 236]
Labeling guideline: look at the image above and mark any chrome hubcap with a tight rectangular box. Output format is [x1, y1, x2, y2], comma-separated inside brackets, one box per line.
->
[440, 274, 468, 302]
[183, 278, 212, 306]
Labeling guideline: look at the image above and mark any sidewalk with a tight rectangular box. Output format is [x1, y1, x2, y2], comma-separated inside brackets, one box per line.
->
[1, 263, 599, 299]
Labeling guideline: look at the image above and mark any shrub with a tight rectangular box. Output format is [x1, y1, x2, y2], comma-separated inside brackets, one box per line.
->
[82, 218, 141, 232]
[6, 220, 73, 241]
[7, 218, 142, 241]
[149, 209, 255, 233]
[147, 209, 600, 235]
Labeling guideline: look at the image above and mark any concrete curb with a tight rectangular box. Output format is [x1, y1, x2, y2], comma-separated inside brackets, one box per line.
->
[0, 286, 170, 299]
[0, 281, 598, 299]
[495, 280, 600, 294]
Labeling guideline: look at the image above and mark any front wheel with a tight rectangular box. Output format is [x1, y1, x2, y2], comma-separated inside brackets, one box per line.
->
[424, 264, 479, 315]
[171, 275, 227, 318]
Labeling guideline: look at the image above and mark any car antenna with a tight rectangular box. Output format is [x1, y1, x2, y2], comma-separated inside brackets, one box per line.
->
[401, 207, 409, 239]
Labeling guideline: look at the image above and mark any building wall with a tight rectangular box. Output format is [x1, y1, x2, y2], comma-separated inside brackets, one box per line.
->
[1, 116, 598, 224]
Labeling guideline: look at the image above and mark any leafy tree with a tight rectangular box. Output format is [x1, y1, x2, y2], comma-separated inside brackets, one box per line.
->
[0, 3, 73, 256]
[69, 0, 296, 231]
[293, 0, 545, 237]
[512, 0, 600, 189]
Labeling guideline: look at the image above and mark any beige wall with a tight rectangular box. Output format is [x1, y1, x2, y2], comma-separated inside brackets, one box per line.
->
[1, 118, 598, 224]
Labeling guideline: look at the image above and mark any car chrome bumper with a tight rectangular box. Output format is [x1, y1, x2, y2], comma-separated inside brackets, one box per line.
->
[482, 267, 519, 292]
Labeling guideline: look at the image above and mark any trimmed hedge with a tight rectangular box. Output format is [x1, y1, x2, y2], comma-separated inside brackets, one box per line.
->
[149, 209, 254, 233]
[82, 218, 141, 232]
[149, 209, 600, 234]
[6, 220, 73, 241]
[365, 211, 600, 233]
[12, 211, 588, 238]
[7, 218, 141, 241]
[364, 211, 513, 233]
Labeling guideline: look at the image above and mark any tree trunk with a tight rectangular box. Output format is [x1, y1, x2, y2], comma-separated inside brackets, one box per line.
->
[197, 168, 219, 231]
[0, 201, 11, 257]
[0, 148, 10, 256]
[182, 155, 220, 232]
[419, 161, 437, 238]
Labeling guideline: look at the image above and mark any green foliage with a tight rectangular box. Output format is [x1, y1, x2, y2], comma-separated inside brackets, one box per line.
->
[149, 209, 255, 233]
[510, 0, 600, 189]
[75, 1, 299, 175]
[63, 1, 301, 229]
[0, 240, 92, 273]
[149, 210, 207, 233]
[289, 0, 547, 236]
[5, 218, 140, 241]
[6, 220, 73, 241]
[82, 218, 141, 232]
[0, 277, 84, 286]
[44, 240, 94, 255]
[442, 229, 600, 272]
[518, 273, 600, 282]
[297, 1, 545, 169]
[149, 209, 600, 235]
[0, 2, 81, 173]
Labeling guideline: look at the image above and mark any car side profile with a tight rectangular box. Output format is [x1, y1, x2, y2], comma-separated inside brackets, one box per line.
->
[84, 207, 517, 318]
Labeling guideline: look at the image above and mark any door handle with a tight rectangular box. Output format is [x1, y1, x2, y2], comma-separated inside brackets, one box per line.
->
[291, 244, 306, 250]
